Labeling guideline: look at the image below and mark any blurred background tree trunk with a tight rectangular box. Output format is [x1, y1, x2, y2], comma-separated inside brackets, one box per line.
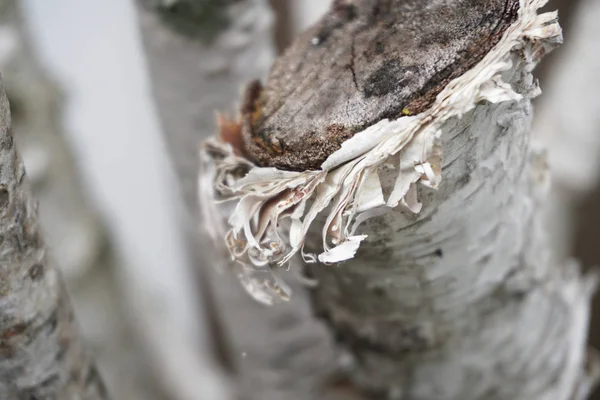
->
[0, 1, 165, 399]
[135, 1, 340, 399]
[21, 0, 231, 396]
[2, 1, 207, 398]
[537, 0, 600, 398]
[0, 0, 106, 287]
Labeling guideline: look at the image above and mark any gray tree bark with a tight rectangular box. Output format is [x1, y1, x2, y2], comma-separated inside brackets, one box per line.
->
[202, 0, 598, 399]
[0, 76, 108, 398]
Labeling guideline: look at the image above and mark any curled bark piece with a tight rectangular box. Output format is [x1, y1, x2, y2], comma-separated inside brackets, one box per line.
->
[202, 0, 597, 398]
[0, 79, 108, 398]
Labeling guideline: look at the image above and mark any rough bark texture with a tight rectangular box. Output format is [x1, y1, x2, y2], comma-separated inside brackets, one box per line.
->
[0, 78, 108, 398]
[203, 0, 597, 399]
[243, 0, 519, 171]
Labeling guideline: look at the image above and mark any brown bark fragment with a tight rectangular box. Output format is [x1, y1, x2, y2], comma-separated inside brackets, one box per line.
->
[242, 0, 520, 171]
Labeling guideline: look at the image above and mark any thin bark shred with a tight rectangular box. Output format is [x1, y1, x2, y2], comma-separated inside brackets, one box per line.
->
[201, 0, 599, 398]
[0, 78, 109, 398]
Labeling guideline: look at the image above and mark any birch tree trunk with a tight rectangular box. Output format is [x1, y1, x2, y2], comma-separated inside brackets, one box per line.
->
[202, 0, 598, 399]
[136, 0, 274, 215]
[0, 76, 108, 398]
[532, 1, 600, 397]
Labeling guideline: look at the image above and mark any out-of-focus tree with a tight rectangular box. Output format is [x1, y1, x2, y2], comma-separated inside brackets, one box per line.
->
[135, 1, 340, 399]
[536, 1, 600, 398]
[0, 1, 184, 398]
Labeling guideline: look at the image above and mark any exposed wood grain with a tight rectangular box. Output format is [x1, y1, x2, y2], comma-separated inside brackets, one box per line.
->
[242, 0, 519, 170]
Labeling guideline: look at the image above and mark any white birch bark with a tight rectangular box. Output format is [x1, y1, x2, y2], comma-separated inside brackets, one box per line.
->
[202, 1, 598, 398]
[0, 76, 109, 399]
[308, 65, 594, 400]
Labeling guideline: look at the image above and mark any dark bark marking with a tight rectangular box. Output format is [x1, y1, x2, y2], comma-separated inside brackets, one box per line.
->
[363, 62, 418, 99]
[0, 186, 8, 209]
[28, 263, 44, 281]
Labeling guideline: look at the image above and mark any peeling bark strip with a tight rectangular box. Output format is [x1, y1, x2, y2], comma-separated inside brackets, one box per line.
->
[0, 79, 109, 399]
[201, 0, 598, 398]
